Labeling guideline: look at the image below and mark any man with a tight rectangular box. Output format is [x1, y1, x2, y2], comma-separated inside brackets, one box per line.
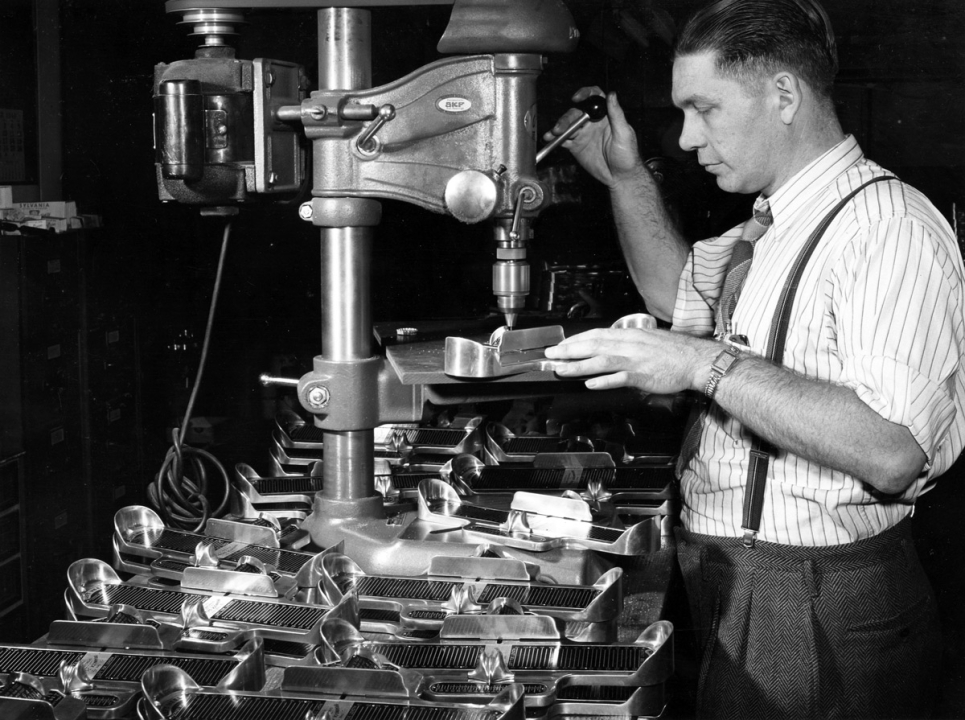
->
[543, 0, 965, 717]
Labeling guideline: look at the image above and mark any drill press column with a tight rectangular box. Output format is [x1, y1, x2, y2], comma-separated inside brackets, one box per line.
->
[316, 7, 378, 506]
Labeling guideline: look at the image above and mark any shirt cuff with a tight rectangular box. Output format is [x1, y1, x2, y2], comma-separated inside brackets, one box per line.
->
[839, 354, 956, 474]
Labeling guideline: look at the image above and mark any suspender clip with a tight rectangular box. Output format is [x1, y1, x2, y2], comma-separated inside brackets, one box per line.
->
[748, 447, 770, 465]
[742, 529, 757, 548]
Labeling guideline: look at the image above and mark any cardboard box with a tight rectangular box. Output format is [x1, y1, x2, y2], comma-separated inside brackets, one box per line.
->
[1, 201, 80, 233]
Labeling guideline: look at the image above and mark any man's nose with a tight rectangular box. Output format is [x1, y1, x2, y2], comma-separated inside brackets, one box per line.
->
[678, 114, 703, 152]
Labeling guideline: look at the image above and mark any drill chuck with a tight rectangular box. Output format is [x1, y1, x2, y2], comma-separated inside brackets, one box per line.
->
[494, 258, 529, 328]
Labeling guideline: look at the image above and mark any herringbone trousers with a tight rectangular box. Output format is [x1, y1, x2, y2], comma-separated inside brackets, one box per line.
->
[675, 519, 941, 719]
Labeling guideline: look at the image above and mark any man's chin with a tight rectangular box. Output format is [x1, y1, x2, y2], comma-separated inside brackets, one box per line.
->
[713, 173, 749, 194]
[714, 175, 737, 192]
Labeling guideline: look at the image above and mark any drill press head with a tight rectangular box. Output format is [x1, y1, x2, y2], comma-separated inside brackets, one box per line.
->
[435, 0, 579, 330]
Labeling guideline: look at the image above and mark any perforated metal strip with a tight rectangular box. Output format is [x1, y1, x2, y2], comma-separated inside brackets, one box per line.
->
[213, 600, 325, 630]
[342, 704, 500, 720]
[171, 694, 324, 720]
[0, 647, 85, 676]
[366, 644, 479, 670]
[95, 654, 235, 685]
[254, 477, 323, 494]
[476, 584, 598, 609]
[502, 437, 564, 454]
[354, 576, 459, 602]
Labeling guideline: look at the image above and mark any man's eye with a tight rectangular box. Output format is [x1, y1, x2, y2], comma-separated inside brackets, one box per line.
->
[696, 106, 712, 115]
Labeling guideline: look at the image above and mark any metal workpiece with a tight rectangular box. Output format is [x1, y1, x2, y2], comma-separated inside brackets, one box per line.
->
[274, 410, 410, 457]
[204, 514, 310, 550]
[14, 637, 267, 697]
[288, 664, 426, 702]
[445, 325, 567, 378]
[0, 673, 89, 720]
[448, 454, 677, 503]
[232, 462, 323, 515]
[275, 410, 486, 457]
[66, 558, 332, 647]
[317, 550, 622, 625]
[305, 616, 673, 715]
[231, 476, 313, 520]
[112, 506, 320, 579]
[482, 422, 594, 463]
[138, 662, 527, 720]
[417, 478, 660, 556]
[301, 493, 613, 585]
[445, 314, 661, 379]
[276, 410, 484, 460]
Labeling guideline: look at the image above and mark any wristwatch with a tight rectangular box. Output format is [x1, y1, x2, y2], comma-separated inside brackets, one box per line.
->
[704, 345, 743, 401]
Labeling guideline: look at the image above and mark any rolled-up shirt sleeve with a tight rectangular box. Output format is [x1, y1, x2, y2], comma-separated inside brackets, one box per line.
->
[833, 217, 965, 478]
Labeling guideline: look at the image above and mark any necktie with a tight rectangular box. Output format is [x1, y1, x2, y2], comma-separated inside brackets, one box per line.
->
[676, 200, 772, 477]
[714, 200, 773, 338]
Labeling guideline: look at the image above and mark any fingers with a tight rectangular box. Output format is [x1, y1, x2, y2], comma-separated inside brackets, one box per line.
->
[543, 86, 606, 142]
[585, 371, 634, 390]
[544, 108, 586, 141]
[606, 92, 629, 131]
[571, 86, 605, 103]
[545, 328, 647, 359]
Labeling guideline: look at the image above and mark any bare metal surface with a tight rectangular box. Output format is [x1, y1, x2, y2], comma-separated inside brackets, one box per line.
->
[318, 8, 371, 91]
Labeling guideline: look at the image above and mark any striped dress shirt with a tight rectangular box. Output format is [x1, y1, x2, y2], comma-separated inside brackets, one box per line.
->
[672, 135, 965, 546]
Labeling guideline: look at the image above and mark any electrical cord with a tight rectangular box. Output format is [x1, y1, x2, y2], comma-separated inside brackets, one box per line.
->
[149, 220, 233, 531]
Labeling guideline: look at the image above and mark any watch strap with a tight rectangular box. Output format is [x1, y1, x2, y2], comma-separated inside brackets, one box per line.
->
[704, 345, 742, 401]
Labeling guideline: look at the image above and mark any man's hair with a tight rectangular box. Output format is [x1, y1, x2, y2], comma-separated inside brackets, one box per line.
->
[675, 0, 838, 101]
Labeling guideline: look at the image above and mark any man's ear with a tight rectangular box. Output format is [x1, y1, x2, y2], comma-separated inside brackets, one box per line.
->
[774, 72, 803, 124]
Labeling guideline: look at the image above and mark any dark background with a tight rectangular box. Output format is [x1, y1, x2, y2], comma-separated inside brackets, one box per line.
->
[1, 0, 962, 715]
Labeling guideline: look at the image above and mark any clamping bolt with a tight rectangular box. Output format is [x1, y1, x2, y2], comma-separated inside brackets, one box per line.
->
[306, 386, 331, 409]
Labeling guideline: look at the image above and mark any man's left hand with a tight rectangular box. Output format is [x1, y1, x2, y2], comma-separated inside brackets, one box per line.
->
[544, 327, 719, 393]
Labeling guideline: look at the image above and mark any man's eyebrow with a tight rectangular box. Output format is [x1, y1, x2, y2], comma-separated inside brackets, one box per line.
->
[673, 93, 717, 109]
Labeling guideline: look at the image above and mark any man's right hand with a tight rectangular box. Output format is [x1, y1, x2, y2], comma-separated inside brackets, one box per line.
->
[543, 87, 646, 188]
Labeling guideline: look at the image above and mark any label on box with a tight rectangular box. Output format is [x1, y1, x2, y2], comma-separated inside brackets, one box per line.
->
[14, 200, 77, 218]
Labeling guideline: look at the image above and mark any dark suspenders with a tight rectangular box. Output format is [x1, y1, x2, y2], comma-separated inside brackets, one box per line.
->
[741, 175, 899, 547]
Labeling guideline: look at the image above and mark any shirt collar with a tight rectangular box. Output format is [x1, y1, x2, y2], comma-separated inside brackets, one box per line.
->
[758, 135, 864, 233]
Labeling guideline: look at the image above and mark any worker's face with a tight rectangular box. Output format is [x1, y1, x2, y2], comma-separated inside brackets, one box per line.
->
[672, 52, 783, 195]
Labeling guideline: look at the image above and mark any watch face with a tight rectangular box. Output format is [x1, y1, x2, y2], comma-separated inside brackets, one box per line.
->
[713, 347, 741, 372]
